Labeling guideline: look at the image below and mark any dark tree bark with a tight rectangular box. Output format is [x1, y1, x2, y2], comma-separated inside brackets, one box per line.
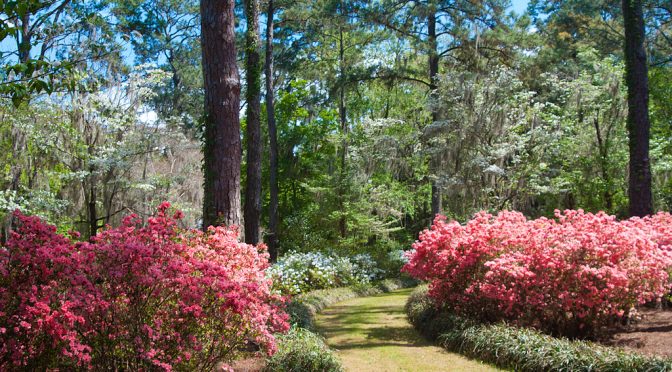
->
[428, 3, 442, 219]
[337, 24, 348, 239]
[265, 0, 279, 261]
[88, 182, 98, 238]
[201, 0, 242, 228]
[243, 0, 263, 244]
[622, 0, 653, 217]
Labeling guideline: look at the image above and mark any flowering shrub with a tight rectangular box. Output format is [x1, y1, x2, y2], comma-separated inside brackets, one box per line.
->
[403, 210, 672, 338]
[0, 203, 289, 370]
[268, 251, 384, 295]
[629, 212, 672, 253]
[0, 212, 92, 369]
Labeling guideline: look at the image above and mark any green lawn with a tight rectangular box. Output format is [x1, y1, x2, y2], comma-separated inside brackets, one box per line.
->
[315, 287, 501, 372]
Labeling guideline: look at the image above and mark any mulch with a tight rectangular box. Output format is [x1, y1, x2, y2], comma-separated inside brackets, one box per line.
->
[602, 308, 672, 358]
[229, 356, 266, 372]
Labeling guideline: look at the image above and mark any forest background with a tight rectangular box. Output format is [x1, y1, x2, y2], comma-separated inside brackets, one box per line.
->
[0, 0, 670, 260]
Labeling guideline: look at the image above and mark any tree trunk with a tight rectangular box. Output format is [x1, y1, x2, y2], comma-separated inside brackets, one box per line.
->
[200, 0, 242, 228]
[428, 4, 442, 219]
[338, 25, 348, 239]
[2, 13, 32, 243]
[622, 0, 653, 217]
[265, 0, 279, 261]
[244, 0, 263, 244]
[18, 12, 31, 64]
[88, 182, 98, 238]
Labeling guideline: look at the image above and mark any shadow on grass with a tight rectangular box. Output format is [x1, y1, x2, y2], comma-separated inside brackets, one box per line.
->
[316, 292, 436, 350]
[314, 288, 501, 371]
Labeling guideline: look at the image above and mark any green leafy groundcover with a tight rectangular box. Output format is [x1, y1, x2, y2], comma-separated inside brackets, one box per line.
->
[264, 278, 417, 371]
[263, 327, 343, 372]
[406, 286, 672, 372]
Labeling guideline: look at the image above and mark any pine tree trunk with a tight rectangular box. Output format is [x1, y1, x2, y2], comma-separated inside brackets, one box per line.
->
[244, 0, 262, 244]
[338, 25, 348, 239]
[622, 0, 653, 217]
[266, 0, 279, 261]
[428, 4, 442, 219]
[200, 0, 242, 228]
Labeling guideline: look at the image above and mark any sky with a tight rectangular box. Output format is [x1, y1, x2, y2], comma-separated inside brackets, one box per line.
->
[2, 0, 533, 63]
[511, 0, 530, 16]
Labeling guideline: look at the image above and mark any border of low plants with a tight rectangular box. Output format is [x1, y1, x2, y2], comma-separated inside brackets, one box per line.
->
[264, 277, 418, 371]
[406, 286, 672, 372]
[263, 327, 343, 372]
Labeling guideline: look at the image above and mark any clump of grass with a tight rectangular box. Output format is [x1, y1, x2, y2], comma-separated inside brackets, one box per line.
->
[406, 286, 672, 372]
[264, 327, 343, 372]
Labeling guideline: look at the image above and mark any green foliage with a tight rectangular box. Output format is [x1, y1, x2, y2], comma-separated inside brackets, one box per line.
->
[650, 66, 672, 210]
[265, 79, 426, 255]
[406, 287, 672, 372]
[0, 0, 118, 104]
[264, 327, 343, 372]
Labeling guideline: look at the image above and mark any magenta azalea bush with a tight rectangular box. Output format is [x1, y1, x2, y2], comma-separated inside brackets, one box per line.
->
[403, 210, 672, 338]
[0, 203, 289, 371]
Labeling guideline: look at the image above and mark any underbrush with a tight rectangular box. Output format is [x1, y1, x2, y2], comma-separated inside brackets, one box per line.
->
[406, 286, 672, 372]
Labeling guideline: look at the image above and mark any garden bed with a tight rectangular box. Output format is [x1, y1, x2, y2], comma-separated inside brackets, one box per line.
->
[406, 286, 672, 372]
[603, 307, 672, 358]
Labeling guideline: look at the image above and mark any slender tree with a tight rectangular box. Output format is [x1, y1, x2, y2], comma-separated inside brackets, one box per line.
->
[337, 4, 348, 238]
[622, 0, 653, 216]
[427, 1, 441, 218]
[243, 0, 263, 243]
[201, 0, 242, 228]
[265, 0, 279, 261]
[369, 0, 507, 220]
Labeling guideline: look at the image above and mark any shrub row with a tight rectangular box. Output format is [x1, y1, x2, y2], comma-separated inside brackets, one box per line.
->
[406, 286, 672, 372]
[404, 210, 672, 338]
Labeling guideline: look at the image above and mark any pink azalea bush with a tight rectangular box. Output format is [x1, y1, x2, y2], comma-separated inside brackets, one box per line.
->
[403, 210, 672, 338]
[0, 212, 93, 369]
[0, 203, 289, 371]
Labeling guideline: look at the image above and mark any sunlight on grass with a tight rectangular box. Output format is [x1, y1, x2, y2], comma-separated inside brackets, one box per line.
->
[315, 288, 501, 372]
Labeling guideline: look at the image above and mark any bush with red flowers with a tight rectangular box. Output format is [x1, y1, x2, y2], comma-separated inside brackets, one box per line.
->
[0, 203, 288, 371]
[403, 210, 672, 338]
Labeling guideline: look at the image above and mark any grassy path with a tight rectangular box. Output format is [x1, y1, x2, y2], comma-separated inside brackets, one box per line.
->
[314, 287, 500, 372]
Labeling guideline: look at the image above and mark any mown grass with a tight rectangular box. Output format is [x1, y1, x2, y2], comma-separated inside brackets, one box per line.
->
[286, 277, 418, 329]
[265, 278, 417, 371]
[314, 287, 500, 372]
